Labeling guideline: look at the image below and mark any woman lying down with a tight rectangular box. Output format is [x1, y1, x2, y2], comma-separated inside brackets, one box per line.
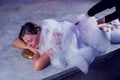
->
[12, 14, 115, 74]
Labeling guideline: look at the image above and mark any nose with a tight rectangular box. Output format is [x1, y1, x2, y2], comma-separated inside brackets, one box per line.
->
[27, 42, 34, 48]
[30, 43, 36, 48]
[32, 45, 36, 48]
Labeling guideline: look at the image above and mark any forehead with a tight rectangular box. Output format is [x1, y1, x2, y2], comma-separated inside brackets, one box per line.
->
[23, 34, 31, 40]
[23, 34, 36, 42]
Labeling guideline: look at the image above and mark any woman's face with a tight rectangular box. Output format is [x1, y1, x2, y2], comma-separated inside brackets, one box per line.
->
[23, 34, 39, 48]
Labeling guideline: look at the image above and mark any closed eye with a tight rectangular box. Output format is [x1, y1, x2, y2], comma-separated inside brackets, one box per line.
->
[28, 39, 33, 43]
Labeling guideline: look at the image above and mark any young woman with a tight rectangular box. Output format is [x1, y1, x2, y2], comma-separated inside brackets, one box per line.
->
[12, 15, 111, 73]
[12, 22, 50, 71]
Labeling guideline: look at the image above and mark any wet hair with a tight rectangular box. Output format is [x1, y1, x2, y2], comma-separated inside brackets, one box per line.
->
[18, 22, 41, 42]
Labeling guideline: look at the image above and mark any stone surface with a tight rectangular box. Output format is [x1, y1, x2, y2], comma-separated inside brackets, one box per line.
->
[0, 0, 119, 80]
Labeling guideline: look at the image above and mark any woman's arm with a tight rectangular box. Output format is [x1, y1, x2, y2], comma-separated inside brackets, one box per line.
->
[12, 38, 28, 49]
[12, 38, 38, 53]
[33, 51, 50, 71]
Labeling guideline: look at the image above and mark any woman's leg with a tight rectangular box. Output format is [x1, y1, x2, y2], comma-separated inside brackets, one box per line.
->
[33, 52, 50, 71]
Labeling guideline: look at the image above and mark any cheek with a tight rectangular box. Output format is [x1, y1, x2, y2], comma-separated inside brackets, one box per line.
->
[32, 40, 37, 45]
[26, 41, 37, 48]
[26, 42, 31, 47]
[33, 37, 38, 44]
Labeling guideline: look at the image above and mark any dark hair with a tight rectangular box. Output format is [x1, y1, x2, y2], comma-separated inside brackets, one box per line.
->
[18, 22, 41, 42]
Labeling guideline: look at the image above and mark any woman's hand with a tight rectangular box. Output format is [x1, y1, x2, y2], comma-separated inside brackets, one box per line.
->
[26, 46, 39, 53]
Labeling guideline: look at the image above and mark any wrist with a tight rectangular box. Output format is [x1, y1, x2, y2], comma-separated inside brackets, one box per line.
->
[25, 46, 30, 50]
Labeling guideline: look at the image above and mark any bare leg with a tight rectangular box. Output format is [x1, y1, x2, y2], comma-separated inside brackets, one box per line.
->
[97, 17, 105, 24]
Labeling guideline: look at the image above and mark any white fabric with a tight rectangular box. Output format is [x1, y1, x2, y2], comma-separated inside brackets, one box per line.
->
[98, 19, 120, 43]
[39, 19, 66, 67]
[107, 19, 120, 43]
[111, 29, 120, 43]
[76, 14, 111, 53]
[38, 19, 99, 73]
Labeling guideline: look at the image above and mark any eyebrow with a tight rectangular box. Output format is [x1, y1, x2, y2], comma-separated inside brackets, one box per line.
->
[27, 39, 32, 42]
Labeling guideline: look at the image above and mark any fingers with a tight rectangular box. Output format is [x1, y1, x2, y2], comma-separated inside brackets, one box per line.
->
[32, 48, 39, 53]
[28, 47, 39, 53]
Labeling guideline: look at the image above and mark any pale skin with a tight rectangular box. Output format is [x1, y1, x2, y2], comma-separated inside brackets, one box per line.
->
[12, 32, 50, 71]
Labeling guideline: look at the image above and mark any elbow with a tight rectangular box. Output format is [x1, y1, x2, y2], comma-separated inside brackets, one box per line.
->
[33, 63, 44, 71]
[12, 38, 21, 47]
[34, 65, 44, 71]
[12, 40, 16, 47]
[12, 39, 18, 47]
[34, 67, 43, 71]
